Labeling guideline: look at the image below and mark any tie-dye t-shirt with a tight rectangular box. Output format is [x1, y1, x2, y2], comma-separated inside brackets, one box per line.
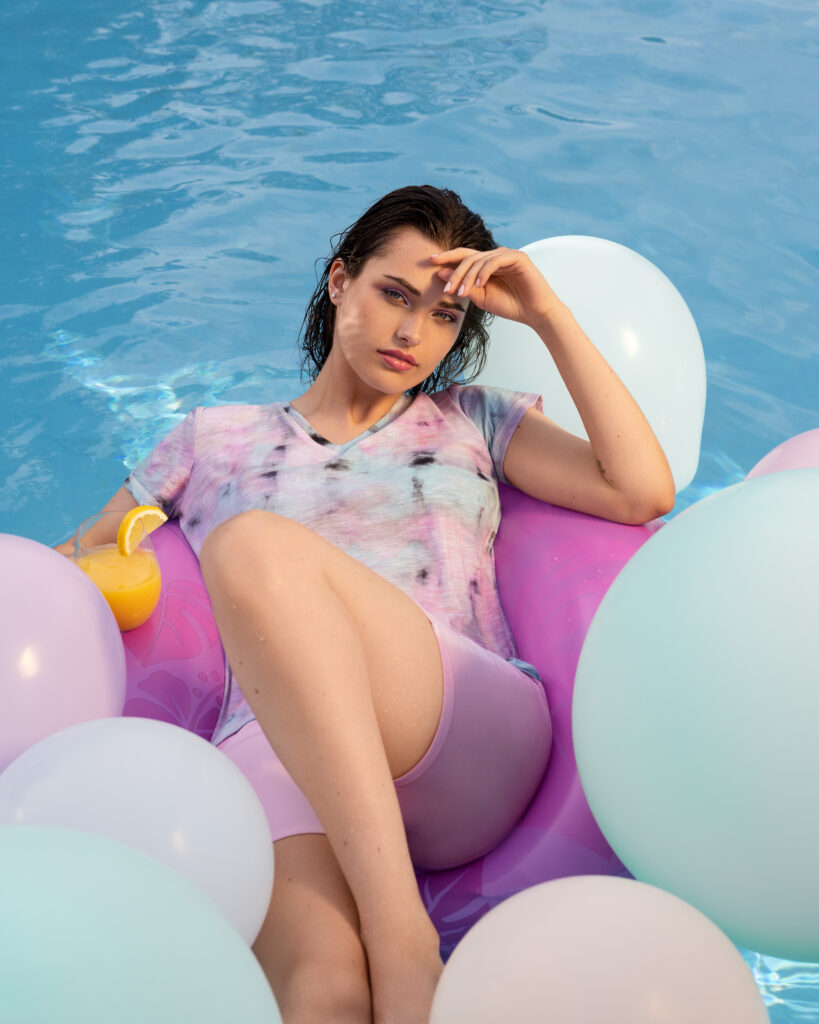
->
[124, 383, 543, 745]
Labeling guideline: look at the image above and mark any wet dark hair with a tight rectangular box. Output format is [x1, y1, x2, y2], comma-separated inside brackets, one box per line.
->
[297, 185, 497, 397]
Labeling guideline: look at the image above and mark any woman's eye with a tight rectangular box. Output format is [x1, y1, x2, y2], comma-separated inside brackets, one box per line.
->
[382, 287, 456, 324]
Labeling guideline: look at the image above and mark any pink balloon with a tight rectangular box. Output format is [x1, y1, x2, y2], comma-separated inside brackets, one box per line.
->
[123, 489, 659, 956]
[747, 428, 819, 478]
[0, 535, 126, 772]
[430, 876, 768, 1024]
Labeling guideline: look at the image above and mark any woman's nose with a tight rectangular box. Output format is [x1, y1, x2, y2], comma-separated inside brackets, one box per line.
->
[395, 310, 424, 345]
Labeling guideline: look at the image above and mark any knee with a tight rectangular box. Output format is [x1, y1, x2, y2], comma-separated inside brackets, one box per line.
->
[199, 512, 274, 608]
[201, 509, 268, 558]
[200, 510, 279, 582]
[276, 960, 372, 1024]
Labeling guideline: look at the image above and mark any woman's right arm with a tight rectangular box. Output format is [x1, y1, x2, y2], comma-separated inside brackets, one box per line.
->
[52, 485, 140, 557]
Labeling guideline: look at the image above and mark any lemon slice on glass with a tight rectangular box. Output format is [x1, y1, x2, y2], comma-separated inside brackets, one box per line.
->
[117, 505, 168, 557]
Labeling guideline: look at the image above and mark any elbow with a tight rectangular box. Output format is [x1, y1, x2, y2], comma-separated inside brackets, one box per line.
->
[659, 489, 677, 518]
[655, 477, 678, 519]
[629, 460, 677, 524]
[625, 486, 676, 525]
[611, 473, 675, 524]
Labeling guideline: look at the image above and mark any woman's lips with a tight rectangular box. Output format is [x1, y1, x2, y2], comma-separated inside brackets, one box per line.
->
[379, 350, 417, 371]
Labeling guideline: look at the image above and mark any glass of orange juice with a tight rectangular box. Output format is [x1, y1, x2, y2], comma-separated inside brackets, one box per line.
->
[74, 512, 162, 631]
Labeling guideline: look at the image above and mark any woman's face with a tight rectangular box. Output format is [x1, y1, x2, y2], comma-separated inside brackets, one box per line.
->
[327, 227, 468, 394]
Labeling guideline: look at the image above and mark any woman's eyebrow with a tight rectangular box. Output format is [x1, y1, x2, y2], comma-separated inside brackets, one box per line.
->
[384, 274, 466, 312]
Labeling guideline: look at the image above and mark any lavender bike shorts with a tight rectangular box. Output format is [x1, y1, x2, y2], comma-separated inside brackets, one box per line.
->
[216, 612, 552, 871]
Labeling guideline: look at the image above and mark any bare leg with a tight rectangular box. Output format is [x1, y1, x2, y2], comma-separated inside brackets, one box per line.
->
[254, 834, 371, 1024]
[201, 511, 444, 1022]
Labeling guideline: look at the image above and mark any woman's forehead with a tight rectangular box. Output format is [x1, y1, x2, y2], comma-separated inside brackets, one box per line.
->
[367, 227, 440, 273]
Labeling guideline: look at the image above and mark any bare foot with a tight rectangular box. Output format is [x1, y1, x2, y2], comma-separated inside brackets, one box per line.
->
[363, 918, 444, 1024]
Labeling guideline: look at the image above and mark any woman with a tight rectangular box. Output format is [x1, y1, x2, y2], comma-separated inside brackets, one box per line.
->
[56, 185, 674, 1023]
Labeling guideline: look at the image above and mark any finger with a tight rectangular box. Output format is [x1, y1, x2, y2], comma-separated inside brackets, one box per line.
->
[456, 252, 508, 295]
[452, 256, 490, 297]
[441, 251, 489, 294]
[456, 250, 519, 297]
[428, 247, 482, 264]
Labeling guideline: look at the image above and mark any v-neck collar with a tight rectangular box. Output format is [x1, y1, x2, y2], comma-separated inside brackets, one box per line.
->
[283, 392, 414, 449]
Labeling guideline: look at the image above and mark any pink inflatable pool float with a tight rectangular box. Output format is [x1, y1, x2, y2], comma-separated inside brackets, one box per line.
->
[121, 526, 224, 739]
[122, 483, 660, 955]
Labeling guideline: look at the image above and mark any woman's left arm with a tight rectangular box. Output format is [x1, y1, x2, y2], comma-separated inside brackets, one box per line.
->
[431, 246, 677, 525]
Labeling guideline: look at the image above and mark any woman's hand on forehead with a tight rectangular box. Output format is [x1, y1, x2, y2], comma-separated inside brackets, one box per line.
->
[428, 247, 562, 328]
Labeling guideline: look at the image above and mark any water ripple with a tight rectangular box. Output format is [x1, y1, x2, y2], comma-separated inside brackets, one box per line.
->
[2, 0, 817, 575]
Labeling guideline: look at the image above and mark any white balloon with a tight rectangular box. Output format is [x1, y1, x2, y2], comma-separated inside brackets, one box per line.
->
[430, 876, 768, 1024]
[0, 718, 274, 946]
[475, 236, 706, 492]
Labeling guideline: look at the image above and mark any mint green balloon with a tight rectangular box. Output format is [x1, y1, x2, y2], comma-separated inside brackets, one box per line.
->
[0, 826, 280, 1023]
[573, 470, 819, 962]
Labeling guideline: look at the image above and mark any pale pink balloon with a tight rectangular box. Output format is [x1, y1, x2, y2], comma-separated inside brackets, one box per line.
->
[747, 428, 819, 478]
[0, 534, 125, 772]
[430, 876, 769, 1024]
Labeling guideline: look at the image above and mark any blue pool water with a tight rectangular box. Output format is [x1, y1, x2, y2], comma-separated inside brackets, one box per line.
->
[1, 0, 817, 1015]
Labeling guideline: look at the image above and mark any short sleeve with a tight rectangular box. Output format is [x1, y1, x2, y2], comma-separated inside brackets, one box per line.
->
[124, 408, 200, 517]
[447, 384, 543, 485]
